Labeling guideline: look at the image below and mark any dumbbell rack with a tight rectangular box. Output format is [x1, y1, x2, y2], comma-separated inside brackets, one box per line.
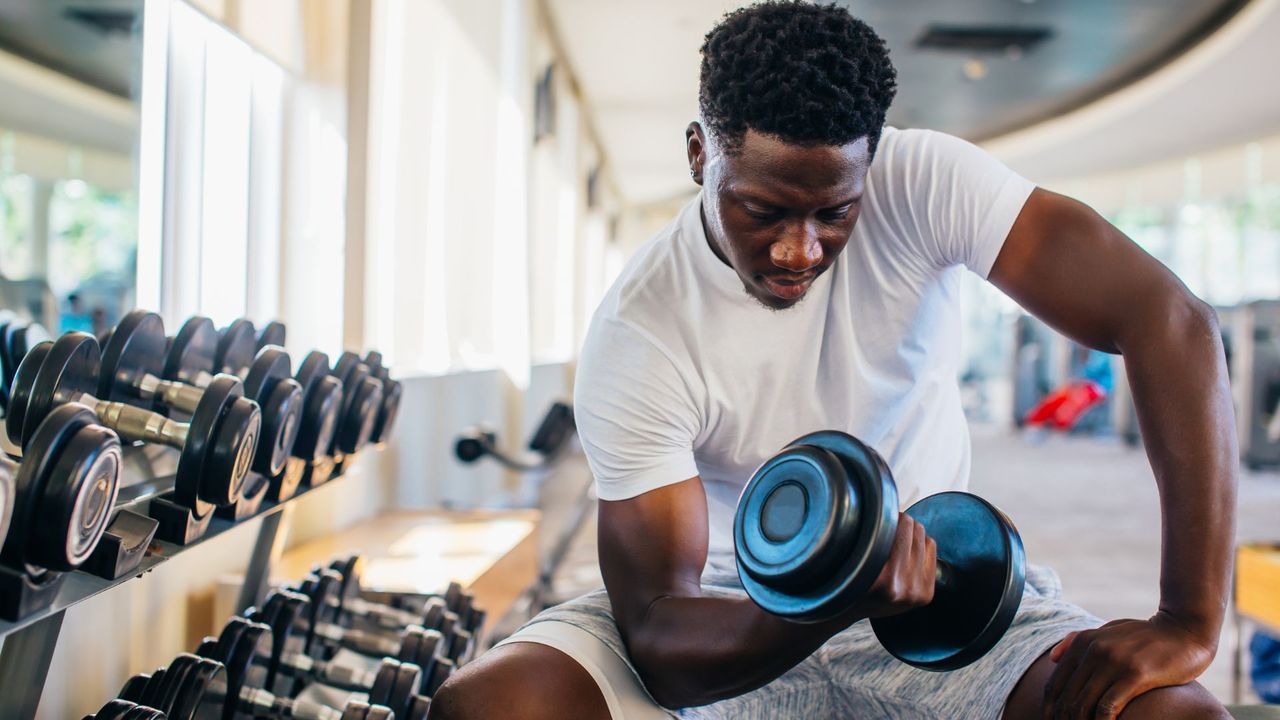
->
[0, 442, 350, 719]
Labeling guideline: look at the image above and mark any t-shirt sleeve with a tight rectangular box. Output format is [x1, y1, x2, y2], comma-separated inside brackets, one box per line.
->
[877, 129, 1036, 278]
[573, 318, 701, 501]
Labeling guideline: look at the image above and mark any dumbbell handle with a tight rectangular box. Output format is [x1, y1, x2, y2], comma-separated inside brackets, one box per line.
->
[313, 622, 400, 658]
[336, 596, 417, 630]
[137, 374, 205, 415]
[237, 685, 342, 719]
[277, 650, 377, 692]
[85, 394, 190, 447]
[934, 560, 955, 594]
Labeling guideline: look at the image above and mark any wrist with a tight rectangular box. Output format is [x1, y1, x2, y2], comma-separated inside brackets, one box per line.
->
[1153, 607, 1223, 650]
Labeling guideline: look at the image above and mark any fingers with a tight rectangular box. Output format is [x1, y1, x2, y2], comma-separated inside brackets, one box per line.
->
[1094, 675, 1144, 720]
[1043, 630, 1092, 720]
[1050, 632, 1079, 662]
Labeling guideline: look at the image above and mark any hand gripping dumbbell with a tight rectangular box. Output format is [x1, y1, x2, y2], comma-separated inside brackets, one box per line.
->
[325, 557, 483, 665]
[193, 618, 403, 719]
[733, 431, 1026, 671]
[7, 334, 261, 514]
[144, 314, 303, 478]
[298, 352, 383, 458]
[0, 404, 122, 573]
[354, 352, 401, 446]
[259, 586, 453, 701]
[243, 594, 433, 718]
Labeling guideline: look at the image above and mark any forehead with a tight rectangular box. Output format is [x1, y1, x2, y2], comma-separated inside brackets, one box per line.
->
[721, 130, 870, 205]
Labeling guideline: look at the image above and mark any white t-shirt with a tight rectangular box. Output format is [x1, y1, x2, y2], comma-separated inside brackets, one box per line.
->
[573, 127, 1036, 569]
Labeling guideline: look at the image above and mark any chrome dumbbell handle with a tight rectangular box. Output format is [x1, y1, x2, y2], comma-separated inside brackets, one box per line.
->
[86, 394, 190, 447]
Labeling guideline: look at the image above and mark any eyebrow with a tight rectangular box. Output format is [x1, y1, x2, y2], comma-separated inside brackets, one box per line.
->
[733, 189, 864, 209]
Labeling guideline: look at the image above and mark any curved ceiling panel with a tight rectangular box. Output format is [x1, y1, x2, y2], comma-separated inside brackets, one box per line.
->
[546, 0, 1251, 205]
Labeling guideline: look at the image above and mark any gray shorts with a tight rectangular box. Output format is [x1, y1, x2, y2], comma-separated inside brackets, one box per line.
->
[501, 565, 1102, 719]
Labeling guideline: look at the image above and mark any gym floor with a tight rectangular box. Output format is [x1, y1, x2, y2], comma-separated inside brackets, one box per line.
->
[536, 428, 1280, 705]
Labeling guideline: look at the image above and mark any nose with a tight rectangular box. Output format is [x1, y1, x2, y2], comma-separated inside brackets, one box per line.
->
[770, 223, 823, 273]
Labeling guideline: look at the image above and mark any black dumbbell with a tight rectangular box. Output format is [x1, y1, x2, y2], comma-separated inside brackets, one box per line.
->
[289, 569, 461, 686]
[733, 430, 1026, 671]
[146, 314, 303, 478]
[7, 334, 261, 514]
[0, 403, 121, 572]
[358, 353, 401, 446]
[298, 352, 381, 458]
[256, 321, 287, 352]
[87, 699, 167, 719]
[287, 572, 450, 663]
[194, 618, 401, 719]
[292, 353, 346, 465]
[90, 698, 168, 720]
[254, 588, 450, 702]
[0, 317, 49, 414]
[324, 557, 481, 664]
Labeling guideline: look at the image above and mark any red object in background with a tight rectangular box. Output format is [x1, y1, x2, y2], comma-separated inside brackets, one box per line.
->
[1024, 380, 1107, 430]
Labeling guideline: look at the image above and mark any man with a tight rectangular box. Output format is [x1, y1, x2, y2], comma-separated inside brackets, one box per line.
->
[433, 3, 1236, 718]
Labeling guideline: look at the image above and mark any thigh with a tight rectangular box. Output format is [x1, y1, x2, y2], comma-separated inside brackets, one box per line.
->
[431, 640, 610, 720]
[821, 566, 1102, 720]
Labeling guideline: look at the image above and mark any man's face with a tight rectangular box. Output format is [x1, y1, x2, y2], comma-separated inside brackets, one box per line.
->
[688, 125, 871, 310]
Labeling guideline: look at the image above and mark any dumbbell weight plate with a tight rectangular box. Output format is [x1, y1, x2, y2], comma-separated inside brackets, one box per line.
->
[334, 377, 382, 456]
[34, 410, 121, 570]
[296, 376, 341, 464]
[389, 660, 423, 717]
[215, 320, 257, 376]
[329, 555, 366, 602]
[405, 694, 430, 720]
[370, 380, 401, 445]
[170, 656, 224, 720]
[241, 348, 304, 476]
[124, 707, 166, 720]
[163, 318, 218, 391]
[5, 341, 49, 446]
[95, 700, 140, 720]
[153, 654, 197, 714]
[733, 430, 898, 623]
[173, 375, 257, 511]
[870, 491, 1026, 671]
[256, 378, 303, 477]
[118, 674, 152, 704]
[368, 659, 399, 710]
[99, 311, 167, 407]
[1, 404, 121, 572]
[0, 461, 14, 563]
[256, 321, 286, 352]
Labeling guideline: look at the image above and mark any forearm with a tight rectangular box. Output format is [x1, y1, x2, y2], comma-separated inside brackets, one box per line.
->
[626, 593, 849, 708]
[1120, 297, 1237, 643]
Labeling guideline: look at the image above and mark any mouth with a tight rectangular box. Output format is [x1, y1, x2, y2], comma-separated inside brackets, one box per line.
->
[759, 273, 815, 301]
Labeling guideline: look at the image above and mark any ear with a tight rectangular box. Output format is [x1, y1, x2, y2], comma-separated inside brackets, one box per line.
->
[686, 121, 707, 185]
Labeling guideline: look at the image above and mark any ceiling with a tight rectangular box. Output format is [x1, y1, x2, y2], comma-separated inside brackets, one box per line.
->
[0, 0, 143, 99]
[545, 0, 1250, 205]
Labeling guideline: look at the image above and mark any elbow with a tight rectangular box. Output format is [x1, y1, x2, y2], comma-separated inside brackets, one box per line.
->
[1122, 287, 1221, 357]
[627, 630, 713, 710]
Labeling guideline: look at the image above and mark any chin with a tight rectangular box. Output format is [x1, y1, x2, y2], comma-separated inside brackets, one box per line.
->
[746, 284, 806, 311]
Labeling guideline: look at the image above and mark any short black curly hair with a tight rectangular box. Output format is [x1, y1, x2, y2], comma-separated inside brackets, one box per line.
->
[699, 2, 897, 155]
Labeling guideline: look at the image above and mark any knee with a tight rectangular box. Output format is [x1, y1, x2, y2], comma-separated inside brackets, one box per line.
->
[427, 642, 609, 720]
[1116, 683, 1230, 720]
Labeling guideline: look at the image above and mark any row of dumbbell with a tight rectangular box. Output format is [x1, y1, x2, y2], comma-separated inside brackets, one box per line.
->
[84, 554, 484, 720]
[0, 310, 401, 619]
